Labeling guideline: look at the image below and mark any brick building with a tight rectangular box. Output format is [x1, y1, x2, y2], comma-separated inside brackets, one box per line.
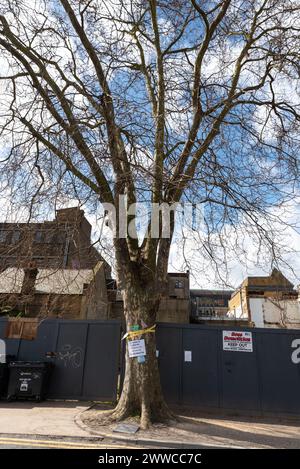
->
[228, 269, 300, 328]
[107, 272, 190, 323]
[0, 261, 108, 319]
[0, 207, 111, 320]
[0, 207, 111, 276]
[158, 272, 190, 323]
[0, 207, 190, 323]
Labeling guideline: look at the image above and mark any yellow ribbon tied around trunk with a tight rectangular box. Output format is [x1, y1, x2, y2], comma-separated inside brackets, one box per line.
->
[122, 325, 156, 340]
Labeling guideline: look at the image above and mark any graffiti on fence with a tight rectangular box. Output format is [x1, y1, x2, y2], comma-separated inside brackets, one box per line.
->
[57, 344, 83, 368]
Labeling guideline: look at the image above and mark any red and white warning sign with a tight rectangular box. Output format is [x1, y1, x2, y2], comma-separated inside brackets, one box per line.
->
[222, 330, 253, 352]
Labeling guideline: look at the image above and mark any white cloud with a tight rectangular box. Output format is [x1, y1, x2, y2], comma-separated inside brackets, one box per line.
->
[169, 197, 300, 289]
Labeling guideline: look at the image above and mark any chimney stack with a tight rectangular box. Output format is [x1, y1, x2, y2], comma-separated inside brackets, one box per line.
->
[21, 261, 38, 295]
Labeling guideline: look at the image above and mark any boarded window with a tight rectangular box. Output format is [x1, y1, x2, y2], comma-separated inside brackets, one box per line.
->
[5, 318, 39, 340]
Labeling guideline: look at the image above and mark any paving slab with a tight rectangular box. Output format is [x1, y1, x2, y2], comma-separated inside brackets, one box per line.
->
[0, 400, 92, 438]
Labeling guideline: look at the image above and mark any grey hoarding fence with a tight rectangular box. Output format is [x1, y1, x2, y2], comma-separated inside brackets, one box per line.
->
[2, 318, 300, 413]
[0, 318, 122, 401]
[156, 323, 300, 415]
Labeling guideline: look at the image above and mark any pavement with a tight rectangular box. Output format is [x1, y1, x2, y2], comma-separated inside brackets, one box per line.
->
[79, 404, 300, 449]
[0, 400, 300, 449]
[0, 401, 146, 448]
[0, 400, 91, 437]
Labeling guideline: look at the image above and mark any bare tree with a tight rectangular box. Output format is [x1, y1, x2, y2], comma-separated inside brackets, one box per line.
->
[1, 0, 300, 427]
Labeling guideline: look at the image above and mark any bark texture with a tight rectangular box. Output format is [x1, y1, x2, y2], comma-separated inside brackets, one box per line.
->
[111, 265, 173, 429]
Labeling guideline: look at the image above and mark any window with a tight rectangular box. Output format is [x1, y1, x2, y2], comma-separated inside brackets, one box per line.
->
[11, 230, 21, 244]
[32, 257, 44, 266]
[116, 288, 123, 301]
[175, 279, 184, 289]
[34, 230, 44, 243]
[0, 230, 8, 243]
[56, 231, 66, 244]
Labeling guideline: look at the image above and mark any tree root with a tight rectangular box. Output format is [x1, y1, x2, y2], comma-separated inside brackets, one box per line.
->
[84, 402, 177, 430]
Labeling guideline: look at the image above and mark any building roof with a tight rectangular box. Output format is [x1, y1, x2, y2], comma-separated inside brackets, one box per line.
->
[0, 265, 101, 295]
[0, 268, 24, 293]
[35, 269, 95, 294]
[168, 272, 189, 278]
[190, 289, 233, 297]
[231, 269, 296, 298]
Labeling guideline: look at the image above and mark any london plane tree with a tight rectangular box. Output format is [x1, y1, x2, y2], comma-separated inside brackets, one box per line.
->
[1, 0, 300, 427]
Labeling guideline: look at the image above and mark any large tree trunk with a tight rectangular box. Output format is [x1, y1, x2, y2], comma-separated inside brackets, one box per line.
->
[111, 267, 173, 429]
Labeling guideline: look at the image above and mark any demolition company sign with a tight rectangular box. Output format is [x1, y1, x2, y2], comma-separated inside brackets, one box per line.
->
[223, 330, 253, 352]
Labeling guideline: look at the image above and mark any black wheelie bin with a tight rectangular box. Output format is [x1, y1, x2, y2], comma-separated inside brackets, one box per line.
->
[7, 361, 53, 401]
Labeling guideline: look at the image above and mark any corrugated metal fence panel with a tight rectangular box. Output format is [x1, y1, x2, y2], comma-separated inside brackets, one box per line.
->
[47, 321, 88, 399]
[220, 328, 260, 411]
[18, 320, 57, 362]
[182, 328, 219, 408]
[81, 322, 121, 400]
[0, 318, 121, 401]
[257, 329, 300, 414]
[157, 323, 300, 415]
[156, 325, 181, 404]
